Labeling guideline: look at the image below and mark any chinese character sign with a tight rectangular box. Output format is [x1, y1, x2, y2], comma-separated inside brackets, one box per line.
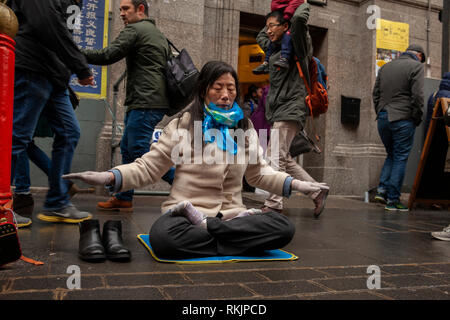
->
[70, 0, 110, 99]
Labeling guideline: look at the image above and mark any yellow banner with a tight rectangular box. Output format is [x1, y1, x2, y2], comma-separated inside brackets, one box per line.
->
[376, 19, 409, 52]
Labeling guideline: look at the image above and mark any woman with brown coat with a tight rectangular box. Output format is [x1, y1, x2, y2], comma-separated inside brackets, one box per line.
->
[64, 61, 328, 260]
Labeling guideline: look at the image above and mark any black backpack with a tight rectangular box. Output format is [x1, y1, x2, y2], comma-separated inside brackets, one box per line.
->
[166, 39, 199, 114]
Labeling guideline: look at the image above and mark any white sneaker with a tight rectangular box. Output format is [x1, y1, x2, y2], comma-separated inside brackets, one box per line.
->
[431, 226, 450, 241]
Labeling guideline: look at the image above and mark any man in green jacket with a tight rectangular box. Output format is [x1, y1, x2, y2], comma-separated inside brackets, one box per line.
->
[256, 2, 329, 218]
[83, 0, 172, 212]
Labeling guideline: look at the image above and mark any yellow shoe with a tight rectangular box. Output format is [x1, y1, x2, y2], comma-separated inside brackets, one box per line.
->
[37, 205, 92, 224]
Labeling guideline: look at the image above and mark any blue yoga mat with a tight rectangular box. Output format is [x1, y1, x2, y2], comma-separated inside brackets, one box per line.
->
[137, 234, 298, 264]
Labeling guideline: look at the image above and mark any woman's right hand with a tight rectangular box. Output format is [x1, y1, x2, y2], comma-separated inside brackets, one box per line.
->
[62, 171, 114, 186]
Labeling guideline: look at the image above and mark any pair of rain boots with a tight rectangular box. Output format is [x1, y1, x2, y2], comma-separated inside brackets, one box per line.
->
[78, 220, 131, 262]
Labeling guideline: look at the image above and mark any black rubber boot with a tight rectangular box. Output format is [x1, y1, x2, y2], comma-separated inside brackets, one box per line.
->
[102, 220, 131, 262]
[78, 219, 106, 262]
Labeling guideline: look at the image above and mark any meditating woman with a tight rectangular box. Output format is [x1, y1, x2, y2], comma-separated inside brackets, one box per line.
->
[64, 61, 329, 260]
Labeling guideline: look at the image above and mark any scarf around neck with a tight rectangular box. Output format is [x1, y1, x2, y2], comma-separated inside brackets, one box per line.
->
[203, 102, 244, 155]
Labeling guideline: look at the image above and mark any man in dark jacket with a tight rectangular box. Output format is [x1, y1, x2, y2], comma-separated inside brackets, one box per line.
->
[256, 3, 329, 218]
[84, 0, 172, 212]
[9, 0, 94, 226]
[373, 44, 425, 212]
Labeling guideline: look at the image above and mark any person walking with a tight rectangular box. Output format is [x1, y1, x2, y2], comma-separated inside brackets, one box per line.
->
[82, 0, 173, 212]
[256, 3, 329, 218]
[9, 0, 94, 225]
[373, 44, 426, 212]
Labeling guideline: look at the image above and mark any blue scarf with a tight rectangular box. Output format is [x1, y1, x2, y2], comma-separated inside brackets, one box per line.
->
[203, 102, 244, 155]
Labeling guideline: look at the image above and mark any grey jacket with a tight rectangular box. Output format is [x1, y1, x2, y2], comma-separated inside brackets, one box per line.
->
[256, 3, 313, 126]
[373, 54, 424, 126]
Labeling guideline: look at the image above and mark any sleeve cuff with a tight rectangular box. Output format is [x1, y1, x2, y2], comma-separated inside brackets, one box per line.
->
[283, 177, 294, 198]
[107, 169, 122, 195]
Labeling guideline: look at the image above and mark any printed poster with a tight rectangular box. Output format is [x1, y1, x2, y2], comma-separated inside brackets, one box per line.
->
[69, 0, 110, 99]
[376, 19, 409, 76]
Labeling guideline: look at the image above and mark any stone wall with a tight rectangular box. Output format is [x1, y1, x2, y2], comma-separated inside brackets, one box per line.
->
[92, 0, 444, 196]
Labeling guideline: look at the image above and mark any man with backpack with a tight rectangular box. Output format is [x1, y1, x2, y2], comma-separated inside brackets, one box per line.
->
[81, 0, 172, 212]
[256, 2, 329, 218]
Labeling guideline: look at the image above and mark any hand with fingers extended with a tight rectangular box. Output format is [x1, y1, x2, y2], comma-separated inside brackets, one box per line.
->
[62, 171, 114, 186]
[291, 179, 329, 194]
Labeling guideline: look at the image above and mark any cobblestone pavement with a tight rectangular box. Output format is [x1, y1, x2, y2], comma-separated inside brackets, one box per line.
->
[1, 192, 450, 301]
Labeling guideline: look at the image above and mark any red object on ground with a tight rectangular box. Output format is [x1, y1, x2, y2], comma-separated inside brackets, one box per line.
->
[0, 34, 15, 207]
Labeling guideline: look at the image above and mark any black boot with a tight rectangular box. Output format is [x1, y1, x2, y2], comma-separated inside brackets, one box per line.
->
[78, 219, 106, 262]
[102, 220, 131, 262]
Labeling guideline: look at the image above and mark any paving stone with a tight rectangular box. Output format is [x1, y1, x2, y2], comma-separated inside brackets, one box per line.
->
[380, 265, 439, 275]
[246, 280, 327, 296]
[382, 274, 447, 288]
[105, 273, 189, 287]
[63, 287, 164, 300]
[316, 266, 371, 278]
[257, 269, 328, 281]
[378, 288, 450, 300]
[420, 263, 450, 273]
[11, 275, 104, 291]
[186, 271, 266, 284]
[162, 284, 255, 300]
[0, 291, 54, 300]
[312, 277, 395, 291]
[302, 291, 385, 300]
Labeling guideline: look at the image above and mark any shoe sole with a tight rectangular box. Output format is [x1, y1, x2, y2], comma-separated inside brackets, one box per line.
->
[37, 213, 92, 224]
[96, 206, 133, 213]
[314, 190, 329, 219]
[431, 234, 450, 241]
[384, 207, 409, 212]
[106, 253, 131, 262]
[17, 220, 32, 228]
[374, 197, 387, 205]
[78, 254, 106, 262]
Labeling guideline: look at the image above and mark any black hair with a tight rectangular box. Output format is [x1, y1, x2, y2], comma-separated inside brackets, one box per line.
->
[265, 10, 288, 26]
[131, 0, 149, 16]
[190, 61, 248, 130]
[244, 84, 259, 102]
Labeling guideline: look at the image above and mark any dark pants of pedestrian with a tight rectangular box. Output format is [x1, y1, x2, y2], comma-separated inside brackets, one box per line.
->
[12, 70, 80, 211]
[265, 31, 293, 63]
[377, 110, 416, 202]
[150, 211, 295, 259]
[115, 109, 173, 202]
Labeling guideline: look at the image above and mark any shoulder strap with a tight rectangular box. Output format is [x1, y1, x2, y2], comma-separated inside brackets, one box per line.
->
[167, 39, 181, 54]
[295, 59, 311, 96]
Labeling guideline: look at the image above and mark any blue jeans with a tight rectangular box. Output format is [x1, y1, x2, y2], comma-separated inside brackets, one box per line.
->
[115, 109, 172, 202]
[377, 111, 416, 202]
[12, 70, 80, 210]
[13, 141, 52, 194]
[265, 32, 293, 62]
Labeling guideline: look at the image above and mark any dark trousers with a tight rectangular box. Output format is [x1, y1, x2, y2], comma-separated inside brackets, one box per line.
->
[149, 211, 295, 259]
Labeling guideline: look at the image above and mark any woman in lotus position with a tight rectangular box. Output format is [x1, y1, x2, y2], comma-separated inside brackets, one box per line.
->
[64, 61, 329, 259]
